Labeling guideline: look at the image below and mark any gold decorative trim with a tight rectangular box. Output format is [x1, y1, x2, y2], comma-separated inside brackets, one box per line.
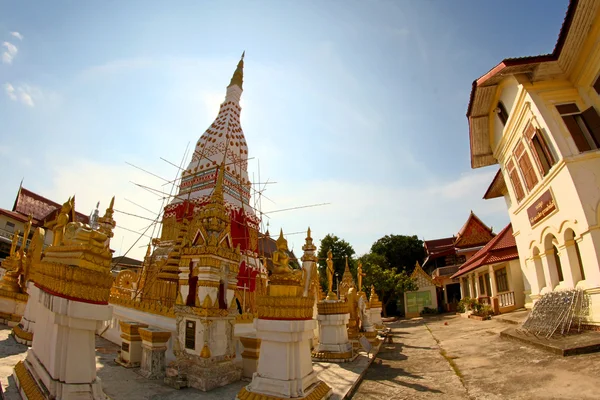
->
[13, 325, 33, 342]
[110, 296, 176, 318]
[311, 350, 353, 360]
[119, 321, 148, 336]
[317, 301, 349, 315]
[174, 304, 231, 318]
[240, 351, 259, 359]
[139, 328, 172, 344]
[14, 361, 45, 400]
[0, 311, 22, 323]
[237, 381, 331, 400]
[34, 261, 113, 303]
[197, 279, 220, 288]
[235, 313, 256, 324]
[257, 295, 314, 320]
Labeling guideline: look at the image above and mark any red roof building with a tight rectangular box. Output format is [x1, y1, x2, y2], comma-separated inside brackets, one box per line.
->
[0, 185, 90, 258]
[451, 224, 524, 314]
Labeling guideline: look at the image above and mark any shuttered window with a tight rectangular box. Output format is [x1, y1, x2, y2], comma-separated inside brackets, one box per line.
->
[515, 142, 538, 191]
[496, 101, 509, 126]
[594, 75, 600, 95]
[495, 268, 509, 293]
[506, 159, 525, 202]
[525, 124, 556, 176]
[556, 103, 600, 152]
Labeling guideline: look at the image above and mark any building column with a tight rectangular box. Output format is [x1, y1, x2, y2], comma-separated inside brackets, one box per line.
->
[488, 265, 497, 297]
[540, 251, 560, 290]
[474, 272, 481, 298]
[557, 242, 578, 288]
[575, 231, 600, 287]
[470, 275, 476, 298]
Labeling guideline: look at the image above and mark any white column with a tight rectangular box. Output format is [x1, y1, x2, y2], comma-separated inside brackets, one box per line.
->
[540, 251, 560, 290]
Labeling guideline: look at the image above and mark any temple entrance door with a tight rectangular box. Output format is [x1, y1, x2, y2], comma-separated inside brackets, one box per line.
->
[187, 276, 198, 306]
[218, 281, 227, 309]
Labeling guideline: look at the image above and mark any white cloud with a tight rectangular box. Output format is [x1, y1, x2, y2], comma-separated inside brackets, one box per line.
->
[260, 168, 509, 256]
[10, 32, 23, 41]
[45, 159, 167, 260]
[4, 83, 16, 100]
[2, 41, 18, 64]
[3, 83, 44, 107]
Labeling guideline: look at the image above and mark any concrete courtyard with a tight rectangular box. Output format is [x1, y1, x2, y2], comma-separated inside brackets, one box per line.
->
[353, 315, 600, 400]
[2, 314, 600, 399]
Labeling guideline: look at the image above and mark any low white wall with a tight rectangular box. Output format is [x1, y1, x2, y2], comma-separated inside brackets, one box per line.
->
[98, 304, 177, 362]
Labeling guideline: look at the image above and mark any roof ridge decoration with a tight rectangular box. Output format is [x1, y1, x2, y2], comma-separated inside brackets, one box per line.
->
[410, 261, 437, 287]
[454, 212, 495, 249]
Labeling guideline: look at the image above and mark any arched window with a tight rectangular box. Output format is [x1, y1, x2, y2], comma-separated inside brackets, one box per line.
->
[553, 245, 564, 282]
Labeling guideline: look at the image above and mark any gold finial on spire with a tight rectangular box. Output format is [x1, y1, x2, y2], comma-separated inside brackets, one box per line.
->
[307, 226, 311, 239]
[228, 51, 245, 89]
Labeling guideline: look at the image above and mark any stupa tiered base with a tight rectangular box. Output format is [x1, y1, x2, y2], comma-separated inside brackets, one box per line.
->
[238, 319, 331, 400]
[312, 300, 355, 362]
[13, 282, 38, 346]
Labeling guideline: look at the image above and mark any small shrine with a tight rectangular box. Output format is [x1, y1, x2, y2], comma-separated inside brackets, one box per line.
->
[404, 261, 440, 318]
[164, 163, 242, 391]
[368, 285, 384, 329]
[237, 229, 332, 400]
[313, 249, 354, 362]
[13, 196, 116, 400]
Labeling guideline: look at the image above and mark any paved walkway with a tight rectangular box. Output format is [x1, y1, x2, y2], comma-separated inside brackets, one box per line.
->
[352, 314, 600, 400]
[0, 324, 374, 400]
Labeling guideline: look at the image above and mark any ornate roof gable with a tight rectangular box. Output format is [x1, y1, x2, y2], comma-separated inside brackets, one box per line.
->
[454, 211, 494, 249]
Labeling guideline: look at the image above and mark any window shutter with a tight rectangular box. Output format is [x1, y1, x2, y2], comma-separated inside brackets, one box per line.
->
[582, 106, 600, 147]
[594, 76, 600, 95]
[562, 115, 591, 152]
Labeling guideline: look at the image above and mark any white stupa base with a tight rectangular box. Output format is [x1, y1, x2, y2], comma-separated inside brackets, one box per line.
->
[240, 319, 331, 399]
[370, 307, 383, 328]
[313, 313, 355, 362]
[13, 288, 111, 400]
[15, 353, 108, 400]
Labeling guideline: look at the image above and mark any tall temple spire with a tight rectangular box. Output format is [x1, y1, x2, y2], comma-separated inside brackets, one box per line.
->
[228, 51, 245, 90]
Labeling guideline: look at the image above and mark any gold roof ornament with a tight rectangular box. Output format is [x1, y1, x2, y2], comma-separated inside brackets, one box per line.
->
[369, 284, 382, 308]
[257, 228, 313, 319]
[9, 230, 20, 257]
[228, 51, 245, 89]
[357, 261, 366, 293]
[19, 214, 33, 255]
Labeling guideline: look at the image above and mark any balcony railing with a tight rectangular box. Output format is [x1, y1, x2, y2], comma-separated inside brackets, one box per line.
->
[498, 291, 515, 308]
[432, 265, 459, 278]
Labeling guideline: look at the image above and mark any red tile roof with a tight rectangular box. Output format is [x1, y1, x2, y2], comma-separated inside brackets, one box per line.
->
[466, 0, 576, 119]
[451, 223, 519, 279]
[13, 187, 89, 226]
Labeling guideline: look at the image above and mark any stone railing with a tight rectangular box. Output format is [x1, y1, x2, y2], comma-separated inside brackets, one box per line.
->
[498, 291, 515, 308]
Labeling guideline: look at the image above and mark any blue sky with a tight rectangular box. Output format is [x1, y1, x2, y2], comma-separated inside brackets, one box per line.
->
[0, 1, 568, 260]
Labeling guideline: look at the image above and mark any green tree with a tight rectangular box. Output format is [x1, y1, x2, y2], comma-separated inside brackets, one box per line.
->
[316, 234, 356, 293]
[360, 252, 419, 317]
[370, 234, 425, 275]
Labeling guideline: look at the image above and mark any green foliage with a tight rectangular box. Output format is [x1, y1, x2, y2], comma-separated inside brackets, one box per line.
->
[370, 234, 426, 275]
[472, 305, 494, 318]
[316, 234, 356, 291]
[358, 252, 418, 317]
[420, 307, 438, 316]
